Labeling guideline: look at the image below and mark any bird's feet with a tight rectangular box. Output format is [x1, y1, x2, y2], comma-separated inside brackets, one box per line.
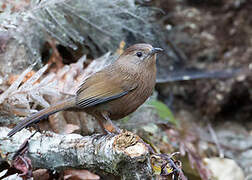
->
[103, 124, 121, 135]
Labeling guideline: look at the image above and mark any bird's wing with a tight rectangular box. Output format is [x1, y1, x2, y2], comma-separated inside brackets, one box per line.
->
[76, 69, 137, 108]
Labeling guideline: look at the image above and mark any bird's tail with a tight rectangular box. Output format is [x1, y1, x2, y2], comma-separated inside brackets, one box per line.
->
[7, 97, 76, 137]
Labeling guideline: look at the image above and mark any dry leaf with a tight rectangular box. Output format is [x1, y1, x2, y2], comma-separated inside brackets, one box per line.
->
[33, 169, 50, 180]
[64, 169, 100, 180]
[1, 52, 113, 134]
[12, 156, 32, 177]
[116, 40, 126, 55]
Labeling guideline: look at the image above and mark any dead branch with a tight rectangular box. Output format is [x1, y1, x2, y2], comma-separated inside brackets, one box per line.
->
[0, 127, 153, 179]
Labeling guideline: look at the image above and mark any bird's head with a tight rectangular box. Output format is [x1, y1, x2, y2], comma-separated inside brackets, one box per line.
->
[117, 43, 163, 66]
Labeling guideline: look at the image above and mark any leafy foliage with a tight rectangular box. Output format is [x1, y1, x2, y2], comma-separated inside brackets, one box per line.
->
[148, 100, 177, 125]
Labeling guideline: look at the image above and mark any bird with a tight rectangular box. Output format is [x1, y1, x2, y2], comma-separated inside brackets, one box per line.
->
[7, 43, 163, 137]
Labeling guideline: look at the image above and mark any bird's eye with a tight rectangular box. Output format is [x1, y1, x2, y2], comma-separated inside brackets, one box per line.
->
[136, 52, 142, 57]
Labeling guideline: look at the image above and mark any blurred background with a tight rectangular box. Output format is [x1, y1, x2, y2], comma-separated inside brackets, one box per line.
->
[0, 0, 251, 179]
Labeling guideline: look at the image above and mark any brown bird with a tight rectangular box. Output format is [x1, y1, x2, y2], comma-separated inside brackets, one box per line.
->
[8, 43, 163, 137]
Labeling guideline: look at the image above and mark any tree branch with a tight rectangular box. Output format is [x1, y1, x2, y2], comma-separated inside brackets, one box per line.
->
[0, 127, 153, 179]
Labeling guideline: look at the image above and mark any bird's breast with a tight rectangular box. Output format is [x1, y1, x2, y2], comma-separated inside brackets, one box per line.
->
[103, 68, 156, 120]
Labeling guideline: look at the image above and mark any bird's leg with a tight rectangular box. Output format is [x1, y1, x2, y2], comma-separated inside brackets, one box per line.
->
[31, 123, 42, 134]
[101, 112, 121, 134]
[93, 113, 115, 134]
[96, 117, 111, 135]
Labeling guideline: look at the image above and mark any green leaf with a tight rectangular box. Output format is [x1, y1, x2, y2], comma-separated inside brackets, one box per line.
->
[148, 100, 177, 125]
[120, 116, 130, 123]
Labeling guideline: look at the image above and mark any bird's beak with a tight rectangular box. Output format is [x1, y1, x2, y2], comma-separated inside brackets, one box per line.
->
[149, 47, 163, 56]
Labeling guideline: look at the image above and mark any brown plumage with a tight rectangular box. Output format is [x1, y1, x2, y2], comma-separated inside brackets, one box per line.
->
[8, 43, 163, 137]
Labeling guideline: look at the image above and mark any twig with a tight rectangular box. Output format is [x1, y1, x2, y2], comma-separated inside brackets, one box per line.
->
[156, 67, 242, 83]
[207, 122, 224, 158]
